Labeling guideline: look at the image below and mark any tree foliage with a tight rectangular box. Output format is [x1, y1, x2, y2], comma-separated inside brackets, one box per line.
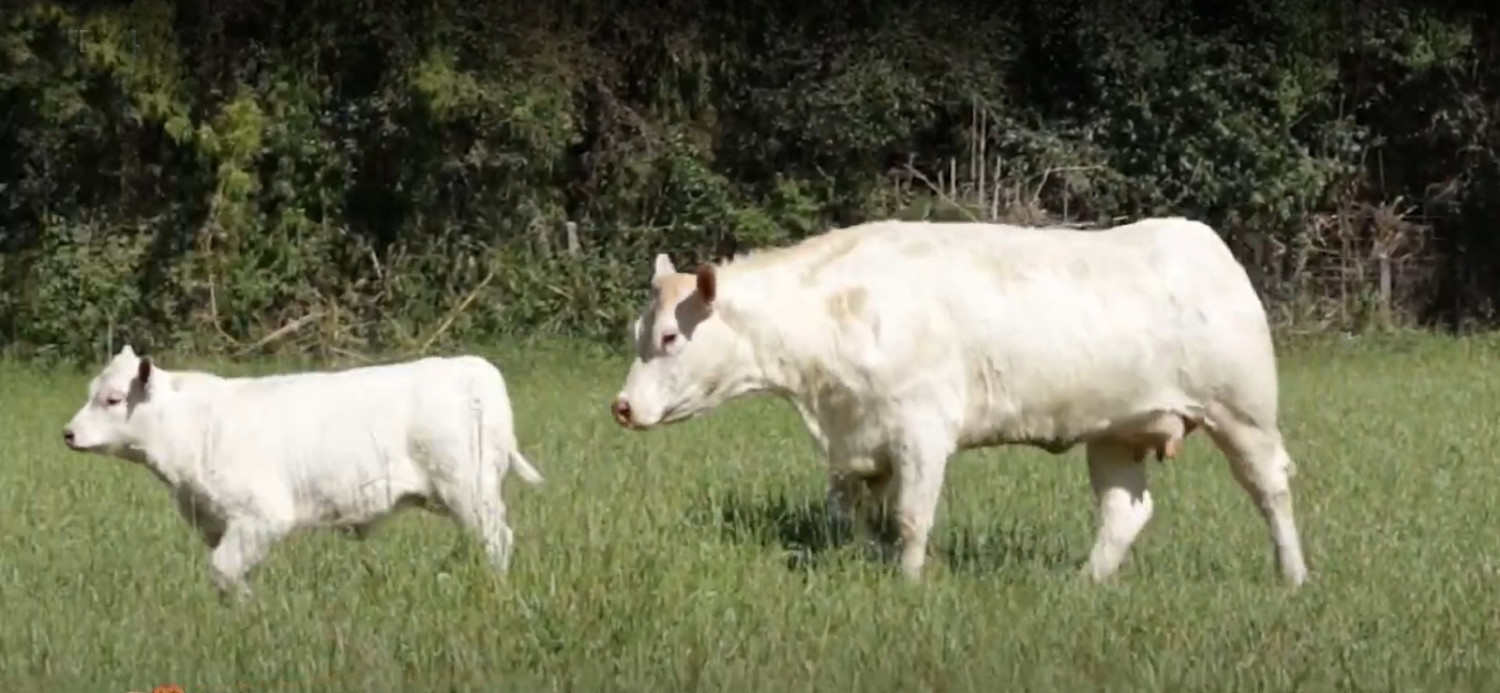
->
[1, 0, 1496, 360]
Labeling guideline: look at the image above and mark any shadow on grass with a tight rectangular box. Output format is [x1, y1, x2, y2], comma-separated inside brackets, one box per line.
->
[688, 490, 851, 572]
[693, 490, 1077, 576]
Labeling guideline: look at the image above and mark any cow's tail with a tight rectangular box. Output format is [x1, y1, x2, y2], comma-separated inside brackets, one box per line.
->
[507, 449, 545, 486]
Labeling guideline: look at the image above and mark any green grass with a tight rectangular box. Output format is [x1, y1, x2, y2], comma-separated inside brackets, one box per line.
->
[3, 334, 1499, 692]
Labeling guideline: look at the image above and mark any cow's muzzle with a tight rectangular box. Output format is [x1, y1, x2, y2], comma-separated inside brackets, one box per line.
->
[611, 396, 634, 429]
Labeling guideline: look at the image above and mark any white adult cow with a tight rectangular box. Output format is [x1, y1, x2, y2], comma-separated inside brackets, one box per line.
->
[610, 217, 1309, 586]
[62, 346, 544, 598]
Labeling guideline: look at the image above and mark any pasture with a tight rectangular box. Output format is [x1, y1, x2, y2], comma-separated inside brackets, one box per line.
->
[2, 335, 1497, 692]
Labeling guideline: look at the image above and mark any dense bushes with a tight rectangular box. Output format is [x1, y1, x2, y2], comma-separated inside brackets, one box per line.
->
[1, 0, 1496, 361]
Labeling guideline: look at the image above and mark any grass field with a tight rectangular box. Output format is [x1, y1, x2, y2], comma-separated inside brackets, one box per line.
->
[2, 334, 1499, 692]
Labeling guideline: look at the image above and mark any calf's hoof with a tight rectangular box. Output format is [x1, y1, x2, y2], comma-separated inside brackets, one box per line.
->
[215, 585, 253, 605]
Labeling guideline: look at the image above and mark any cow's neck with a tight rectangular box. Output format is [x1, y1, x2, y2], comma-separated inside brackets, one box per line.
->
[716, 261, 836, 402]
[715, 251, 903, 454]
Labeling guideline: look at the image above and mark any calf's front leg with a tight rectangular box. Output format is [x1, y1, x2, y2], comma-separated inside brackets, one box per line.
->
[173, 488, 225, 548]
[208, 518, 288, 601]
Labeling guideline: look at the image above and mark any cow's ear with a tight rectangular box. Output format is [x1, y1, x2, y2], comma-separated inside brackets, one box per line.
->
[695, 263, 717, 305]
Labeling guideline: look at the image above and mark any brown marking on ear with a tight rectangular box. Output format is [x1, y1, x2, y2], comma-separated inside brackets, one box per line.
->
[137, 357, 153, 384]
[695, 263, 718, 304]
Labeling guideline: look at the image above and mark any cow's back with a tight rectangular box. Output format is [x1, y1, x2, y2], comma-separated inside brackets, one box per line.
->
[794, 218, 1276, 444]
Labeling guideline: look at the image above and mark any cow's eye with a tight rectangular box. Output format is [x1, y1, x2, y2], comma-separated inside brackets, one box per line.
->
[104, 394, 123, 406]
[660, 332, 679, 349]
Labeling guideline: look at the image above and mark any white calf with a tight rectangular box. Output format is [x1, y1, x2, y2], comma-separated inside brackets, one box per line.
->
[610, 217, 1309, 586]
[63, 345, 544, 598]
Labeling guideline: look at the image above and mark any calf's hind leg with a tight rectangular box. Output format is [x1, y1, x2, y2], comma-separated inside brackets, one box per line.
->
[432, 398, 519, 576]
[434, 472, 515, 575]
[1205, 419, 1309, 586]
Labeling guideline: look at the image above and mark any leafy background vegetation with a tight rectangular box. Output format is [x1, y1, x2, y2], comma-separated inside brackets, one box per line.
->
[2, 0, 1498, 362]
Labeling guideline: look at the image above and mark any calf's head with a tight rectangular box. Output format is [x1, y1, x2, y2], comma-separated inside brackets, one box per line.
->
[63, 344, 170, 458]
[612, 254, 752, 429]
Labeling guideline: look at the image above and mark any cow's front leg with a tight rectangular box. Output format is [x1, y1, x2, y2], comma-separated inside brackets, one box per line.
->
[827, 453, 895, 550]
[825, 468, 864, 545]
[827, 468, 887, 551]
[890, 431, 956, 582]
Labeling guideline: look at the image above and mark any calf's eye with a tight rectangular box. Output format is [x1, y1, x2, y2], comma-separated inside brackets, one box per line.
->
[105, 394, 123, 406]
[661, 333, 678, 349]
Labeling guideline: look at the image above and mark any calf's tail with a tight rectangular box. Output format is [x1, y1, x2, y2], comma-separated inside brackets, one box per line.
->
[507, 449, 545, 485]
[466, 371, 544, 487]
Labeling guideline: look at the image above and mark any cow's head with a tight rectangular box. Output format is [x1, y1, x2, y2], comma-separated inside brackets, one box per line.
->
[62, 344, 171, 459]
[612, 254, 755, 429]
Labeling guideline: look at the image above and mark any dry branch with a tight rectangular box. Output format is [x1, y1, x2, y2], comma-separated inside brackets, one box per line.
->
[234, 312, 323, 356]
[415, 270, 496, 355]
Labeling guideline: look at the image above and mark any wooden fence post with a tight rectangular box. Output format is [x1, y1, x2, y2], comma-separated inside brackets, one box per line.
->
[564, 220, 580, 257]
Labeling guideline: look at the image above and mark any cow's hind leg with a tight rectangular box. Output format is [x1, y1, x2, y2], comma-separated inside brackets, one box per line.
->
[1083, 439, 1154, 582]
[1205, 418, 1309, 586]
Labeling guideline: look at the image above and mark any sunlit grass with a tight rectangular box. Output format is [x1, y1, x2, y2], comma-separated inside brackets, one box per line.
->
[2, 334, 1497, 691]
